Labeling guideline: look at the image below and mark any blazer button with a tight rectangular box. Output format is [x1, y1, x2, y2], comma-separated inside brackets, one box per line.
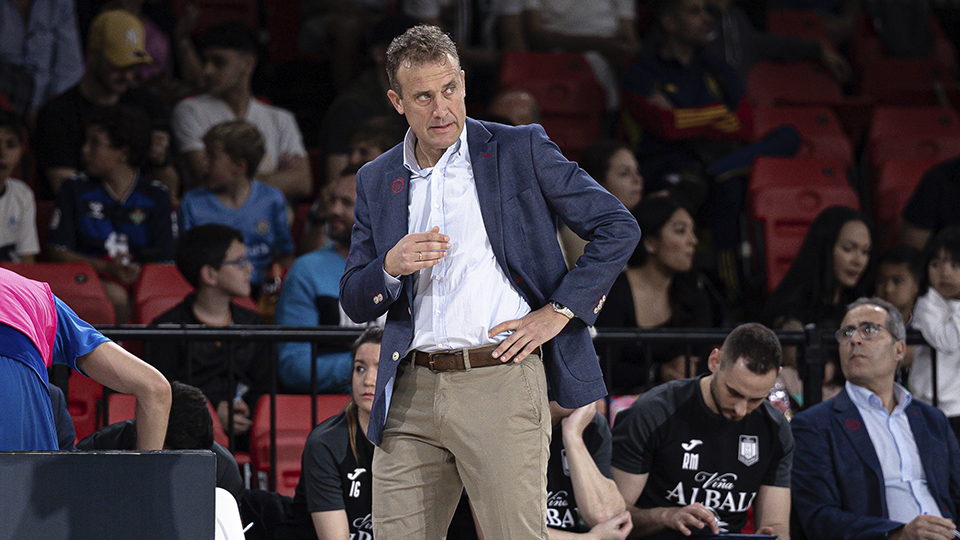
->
[392, 351, 400, 361]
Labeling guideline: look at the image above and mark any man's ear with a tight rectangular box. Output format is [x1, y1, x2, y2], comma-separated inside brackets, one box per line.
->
[387, 89, 404, 115]
[707, 348, 722, 374]
[199, 264, 219, 288]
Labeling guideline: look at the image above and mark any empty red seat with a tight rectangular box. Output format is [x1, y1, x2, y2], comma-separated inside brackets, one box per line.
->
[873, 158, 941, 249]
[749, 156, 850, 195]
[1, 262, 115, 324]
[747, 61, 843, 107]
[753, 106, 853, 165]
[767, 10, 832, 44]
[136, 263, 191, 305]
[68, 372, 104, 442]
[499, 52, 605, 159]
[859, 58, 960, 106]
[250, 394, 351, 496]
[867, 106, 960, 171]
[750, 183, 860, 291]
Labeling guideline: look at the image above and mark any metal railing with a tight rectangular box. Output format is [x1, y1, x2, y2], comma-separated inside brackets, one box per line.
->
[79, 325, 934, 491]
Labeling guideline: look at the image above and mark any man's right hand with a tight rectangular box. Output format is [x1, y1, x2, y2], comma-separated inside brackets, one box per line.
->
[587, 511, 632, 540]
[889, 515, 957, 540]
[383, 226, 450, 277]
[660, 503, 719, 536]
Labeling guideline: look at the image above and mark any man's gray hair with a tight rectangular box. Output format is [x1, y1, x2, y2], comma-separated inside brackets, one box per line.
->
[385, 25, 460, 97]
[846, 297, 906, 342]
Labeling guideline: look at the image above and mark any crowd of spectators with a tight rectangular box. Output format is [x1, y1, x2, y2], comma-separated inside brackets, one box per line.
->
[5, 0, 960, 537]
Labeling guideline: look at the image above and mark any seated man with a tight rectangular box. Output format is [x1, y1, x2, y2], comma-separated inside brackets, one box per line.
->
[172, 21, 310, 199]
[149, 224, 269, 439]
[900, 155, 960, 251]
[78, 381, 243, 499]
[611, 322, 793, 539]
[791, 297, 960, 540]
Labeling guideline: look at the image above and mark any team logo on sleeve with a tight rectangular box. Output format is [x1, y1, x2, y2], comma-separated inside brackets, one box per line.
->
[256, 220, 270, 235]
[129, 209, 147, 225]
[88, 201, 105, 220]
[738, 435, 758, 466]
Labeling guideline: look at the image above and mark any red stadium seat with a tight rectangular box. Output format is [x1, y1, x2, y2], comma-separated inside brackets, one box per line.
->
[499, 52, 606, 160]
[859, 58, 960, 107]
[747, 61, 843, 107]
[264, 0, 302, 64]
[749, 179, 860, 291]
[753, 106, 853, 166]
[1, 262, 115, 324]
[749, 156, 850, 194]
[134, 263, 258, 323]
[850, 13, 956, 74]
[867, 106, 960, 171]
[873, 158, 941, 249]
[250, 394, 351, 496]
[766, 10, 832, 44]
[68, 372, 104, 442]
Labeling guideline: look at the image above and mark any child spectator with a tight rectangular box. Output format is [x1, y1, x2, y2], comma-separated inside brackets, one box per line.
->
[148, 224, 269, 442]
[347, 115, 407, 166]
[47, 104, 175, 323]
[909, 227, 960, 437]
[875, 244, 924, 375]
[179, 120, 295, 295]
[0, 110, 39, 262]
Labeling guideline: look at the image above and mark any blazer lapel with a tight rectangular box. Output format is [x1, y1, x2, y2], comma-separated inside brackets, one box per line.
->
[380, 165, 414, 304]
[466, 119, 508, 272]
[833, 390, 888, 514]
[907, 404, 948, 516]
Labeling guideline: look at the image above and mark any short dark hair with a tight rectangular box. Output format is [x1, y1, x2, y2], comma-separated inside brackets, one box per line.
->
[87, 104, 152, 168]
[203, 120, 266, 178]
[0, 108, 25, 144]
[175, 224, 244, 288]
[580, 139, 631, 188]
[921, 226, 960, 294]
[349, 116, 406, 154]
[385, 25, 460, 96]
[877, 244, 924, 285]
[165, 382, 214, 450]
[350, 326, 383, 357]
[198, 20, 259, 56]
[719, 323, 782, 374]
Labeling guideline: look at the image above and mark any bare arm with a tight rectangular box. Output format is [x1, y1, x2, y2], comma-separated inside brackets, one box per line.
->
[563, 405, 625, 526]
[753, 485, 790, 540]
[612, 468, 717, 538]
[76, 342, 171, 450]
[548, 512, 632, 540]
[311, 510, 351, 540]
[259, 154, 312, 200]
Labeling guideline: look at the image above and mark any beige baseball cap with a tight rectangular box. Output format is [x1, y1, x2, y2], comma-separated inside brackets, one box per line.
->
[87, 10, 152, 68]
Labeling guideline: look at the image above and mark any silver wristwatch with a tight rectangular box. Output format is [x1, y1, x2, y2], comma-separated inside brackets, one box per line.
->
[550, 301, 575, 320]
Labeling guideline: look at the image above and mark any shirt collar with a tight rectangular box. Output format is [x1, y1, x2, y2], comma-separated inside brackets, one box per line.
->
[846, 380, 913, 414]
[401, 123, 469, 176]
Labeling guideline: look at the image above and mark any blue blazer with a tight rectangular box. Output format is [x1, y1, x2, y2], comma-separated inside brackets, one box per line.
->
[791, 387, 960, 540]
[340, 118, 640, 444]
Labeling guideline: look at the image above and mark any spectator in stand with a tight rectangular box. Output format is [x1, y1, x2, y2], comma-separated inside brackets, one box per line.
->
[900, 155, 960, 251]
[875, 245, 923, 372]
[179, 120, 295, 295]
[0, 0, 84, 111]
[277, 164, 382, 393]
[47, 104, 176, 324]
[764, 205, 874, 403]
[319, 14, 414, 184]
[702, 0, 851, 82]
[909, 227, 960, 438]
[78, 381, 243, 499]
[0, 110, 39, 263]
[486, 89, 542, 127]
[594, 195, 713, 392]
[172, 21, 310, 200]
[299, 0, 392, 90]
[32, 9, 171, 199]
[148, 224, 269, 441]
[560, 139, 643, 268]
[272, 326, 382, 539]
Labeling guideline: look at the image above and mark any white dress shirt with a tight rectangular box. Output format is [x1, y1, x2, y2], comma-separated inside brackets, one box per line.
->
[846, 381, 943, 523]
[384, 126, 531, 353]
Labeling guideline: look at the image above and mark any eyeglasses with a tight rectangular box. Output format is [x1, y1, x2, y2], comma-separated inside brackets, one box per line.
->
[218, 256, 251, 269]
[835, 322, 888, 343]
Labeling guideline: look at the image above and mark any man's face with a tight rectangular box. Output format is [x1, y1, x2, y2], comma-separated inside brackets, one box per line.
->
[0, 127, 24, 181]
[352, 343, 381, 416]
[664, 0, 713, 47]
[204, 143, 244, 192]
[387, 54, 466, 164]
[90, 53, 139, 96]
[212, 239, 253, 297]
[81, 125, 126, 176]
[325, 173, 357, 245]
[838, 304, 904, 389]
[202, 47, 254, 96]
[707, 352, 778, 422]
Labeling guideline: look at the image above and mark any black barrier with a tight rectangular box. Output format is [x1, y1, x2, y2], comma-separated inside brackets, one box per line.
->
[85, 325, 935, 491]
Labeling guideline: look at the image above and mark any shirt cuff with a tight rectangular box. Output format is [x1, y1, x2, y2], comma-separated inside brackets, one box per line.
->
[383, 269, 402, 298]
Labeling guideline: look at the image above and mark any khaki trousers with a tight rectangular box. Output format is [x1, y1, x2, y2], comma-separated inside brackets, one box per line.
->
[372, 353, 551, 540]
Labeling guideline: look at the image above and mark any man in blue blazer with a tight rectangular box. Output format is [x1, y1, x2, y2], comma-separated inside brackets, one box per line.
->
[791, 297, 960, 540]
[339, 25, 640, 540]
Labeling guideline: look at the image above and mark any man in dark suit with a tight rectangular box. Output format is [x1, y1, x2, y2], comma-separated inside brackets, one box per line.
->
[791, 297, 960, 540]
[339, 24, 640, 540]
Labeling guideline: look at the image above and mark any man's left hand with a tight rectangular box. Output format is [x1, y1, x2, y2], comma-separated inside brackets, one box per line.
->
[488, 304, 570, 363]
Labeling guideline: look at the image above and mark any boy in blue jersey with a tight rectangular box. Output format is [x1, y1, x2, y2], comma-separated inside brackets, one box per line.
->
[179, 120, 295, 297]
[47, 104, 176, 323]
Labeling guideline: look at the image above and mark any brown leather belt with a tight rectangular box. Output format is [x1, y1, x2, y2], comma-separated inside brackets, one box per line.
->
[411, 343, 506, 372]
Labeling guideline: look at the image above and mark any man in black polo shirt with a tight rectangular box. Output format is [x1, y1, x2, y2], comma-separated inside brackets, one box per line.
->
[900, 156, 960, 250]
[611, 323, 793, 539]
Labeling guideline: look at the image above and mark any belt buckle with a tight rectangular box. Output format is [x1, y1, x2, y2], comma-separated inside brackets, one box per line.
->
[428, 355, 438, 371]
